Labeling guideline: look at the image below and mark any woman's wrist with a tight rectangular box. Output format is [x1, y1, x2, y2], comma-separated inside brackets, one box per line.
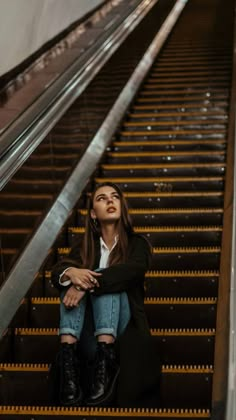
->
[73, 284, 85, 293]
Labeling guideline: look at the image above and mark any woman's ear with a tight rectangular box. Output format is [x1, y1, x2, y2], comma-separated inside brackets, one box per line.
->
[90, 209, 96, 220]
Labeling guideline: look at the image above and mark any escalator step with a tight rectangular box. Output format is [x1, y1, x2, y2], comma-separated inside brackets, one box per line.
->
[67, 226, 222, 247]
[77, 208, 223, 227]
[104, 151, 225, 163]
[101, 163, 225, 177]
[28, 297, 217, 329]
[56, 246, 221, 271]
[0, 407, 211, 419]
[0, 193, 54, 210]
[11, 328, 214, 365]
[145, 297, 217, 329]
[0, 210, 42, 228]
[44, 269, 219, 299]
[111, 139, 226, 152]
[95, 177, 224, 192]
[0, 363, 213, 408]
[122, 192, 223, 208]
[151, 246, 220, 270]
[145, 270, 219, 298]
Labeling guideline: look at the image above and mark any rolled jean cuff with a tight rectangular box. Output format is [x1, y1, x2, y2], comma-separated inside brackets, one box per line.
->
[59, 327, 81, 340]
[94, 327, 117, 338]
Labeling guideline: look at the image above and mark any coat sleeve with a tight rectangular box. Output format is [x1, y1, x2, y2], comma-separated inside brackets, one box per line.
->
[92, 235, 151, 295]
[51, 241, 83, 291]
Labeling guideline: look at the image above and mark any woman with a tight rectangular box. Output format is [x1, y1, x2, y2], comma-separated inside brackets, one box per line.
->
[51, 182, 161, 408]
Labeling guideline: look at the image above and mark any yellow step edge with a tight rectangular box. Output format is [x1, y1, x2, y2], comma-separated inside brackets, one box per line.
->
[150, 71, 230, 76]
[107, 151, 225, 157]
[127, 113, 227, 118]
[143, 83, 228, 89]
[141, 88, 229, 94]
[68, 226, 223, 233]
[0, 193, 53, 199]
[145, 297, 217, 304]
[123, 191, 224, 197]
[113, 140, 226, 145]
[45, 270, 220, 278]
[10, 179, 62, 185]
[0, 210, 42, 216]
[30, 153, 79, 159]
[14, 327, 215, 337]
[30, 297, 217, 305]
[15, 328, 59, 336]
[0, 228, 32, 234]
[56, 246, 221, 255]
[102, 163, 226, 169]
[0, 249, 17, 255]
[17, 166, 70, 171]
[132, 105, 227, 111]
[152, 246, 220, 253]
[0, 363, 213, 373]
[146, 78, 228, 84]
[78, 208, 223, 215]
[137, 95, 227, 102]
[120, 130, 226, 135]
[146, 270, 219, 277]
[123, 121, 227, 127]
[151, 328, 215, 336]
[95, 177, 224, 182]
[0, 406, 211, 417]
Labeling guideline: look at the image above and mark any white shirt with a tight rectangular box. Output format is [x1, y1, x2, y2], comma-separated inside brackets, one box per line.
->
[59, 235, 118, 286]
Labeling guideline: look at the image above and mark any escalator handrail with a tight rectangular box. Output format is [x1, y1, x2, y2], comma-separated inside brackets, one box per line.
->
[0, 0, 188, 339]
[0, 0, 156, 191]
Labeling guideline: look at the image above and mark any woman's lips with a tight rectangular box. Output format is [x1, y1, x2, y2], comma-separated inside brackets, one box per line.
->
[107, 207, 116, 212]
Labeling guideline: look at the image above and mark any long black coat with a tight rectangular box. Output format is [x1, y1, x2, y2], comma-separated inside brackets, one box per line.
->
[51, 233, 161, 408]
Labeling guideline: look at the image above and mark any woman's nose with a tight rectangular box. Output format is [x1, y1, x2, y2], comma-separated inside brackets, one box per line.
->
[107, 196, 113, 204]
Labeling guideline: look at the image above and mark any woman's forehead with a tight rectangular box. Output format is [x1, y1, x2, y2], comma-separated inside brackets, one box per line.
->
[94, 186, 117, 197]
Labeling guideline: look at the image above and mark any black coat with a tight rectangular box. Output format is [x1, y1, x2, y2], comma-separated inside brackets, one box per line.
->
[51, 233, 161, 408]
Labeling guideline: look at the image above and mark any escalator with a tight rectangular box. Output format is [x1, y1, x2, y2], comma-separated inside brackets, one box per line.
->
[0, 0, 234, 418]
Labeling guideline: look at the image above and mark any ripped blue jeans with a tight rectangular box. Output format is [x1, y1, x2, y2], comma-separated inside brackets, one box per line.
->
[59, 291, 131, 340]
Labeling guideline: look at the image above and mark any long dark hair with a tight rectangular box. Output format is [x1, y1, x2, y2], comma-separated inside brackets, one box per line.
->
[81, 182, 134, 268]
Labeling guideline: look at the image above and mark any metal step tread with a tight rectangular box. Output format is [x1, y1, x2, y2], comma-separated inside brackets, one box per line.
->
[0, 406, 211, 418]
[0, 362, 214, 373]
[14, 327, 215, 337]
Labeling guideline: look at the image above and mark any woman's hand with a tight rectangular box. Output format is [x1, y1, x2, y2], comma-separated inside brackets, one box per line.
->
[63, 286, 86, 308]
[62, 267, 101, 290]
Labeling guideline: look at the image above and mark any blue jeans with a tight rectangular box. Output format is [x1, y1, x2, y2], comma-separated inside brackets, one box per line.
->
[59, 291, 131, 340]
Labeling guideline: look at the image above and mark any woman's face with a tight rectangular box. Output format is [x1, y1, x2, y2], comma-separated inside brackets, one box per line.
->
[91, 186, 121, 225]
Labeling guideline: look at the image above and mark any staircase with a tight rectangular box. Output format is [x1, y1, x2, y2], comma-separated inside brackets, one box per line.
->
[0, 0, 234, 418]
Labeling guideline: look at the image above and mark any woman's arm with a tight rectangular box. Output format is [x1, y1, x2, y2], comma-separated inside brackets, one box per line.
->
[51, 241, 83, 290]
[92, 235, 151, 295]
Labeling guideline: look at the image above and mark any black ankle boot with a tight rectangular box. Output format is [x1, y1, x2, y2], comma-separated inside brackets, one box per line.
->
[85, 342, 120, 407]
[59, 343, 83, 406]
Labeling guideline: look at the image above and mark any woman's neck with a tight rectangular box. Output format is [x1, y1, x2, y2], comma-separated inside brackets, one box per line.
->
[101, 225, 118, 250]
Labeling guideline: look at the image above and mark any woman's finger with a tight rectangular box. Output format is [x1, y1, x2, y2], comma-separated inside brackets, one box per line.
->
[90, 270, 102, 277]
